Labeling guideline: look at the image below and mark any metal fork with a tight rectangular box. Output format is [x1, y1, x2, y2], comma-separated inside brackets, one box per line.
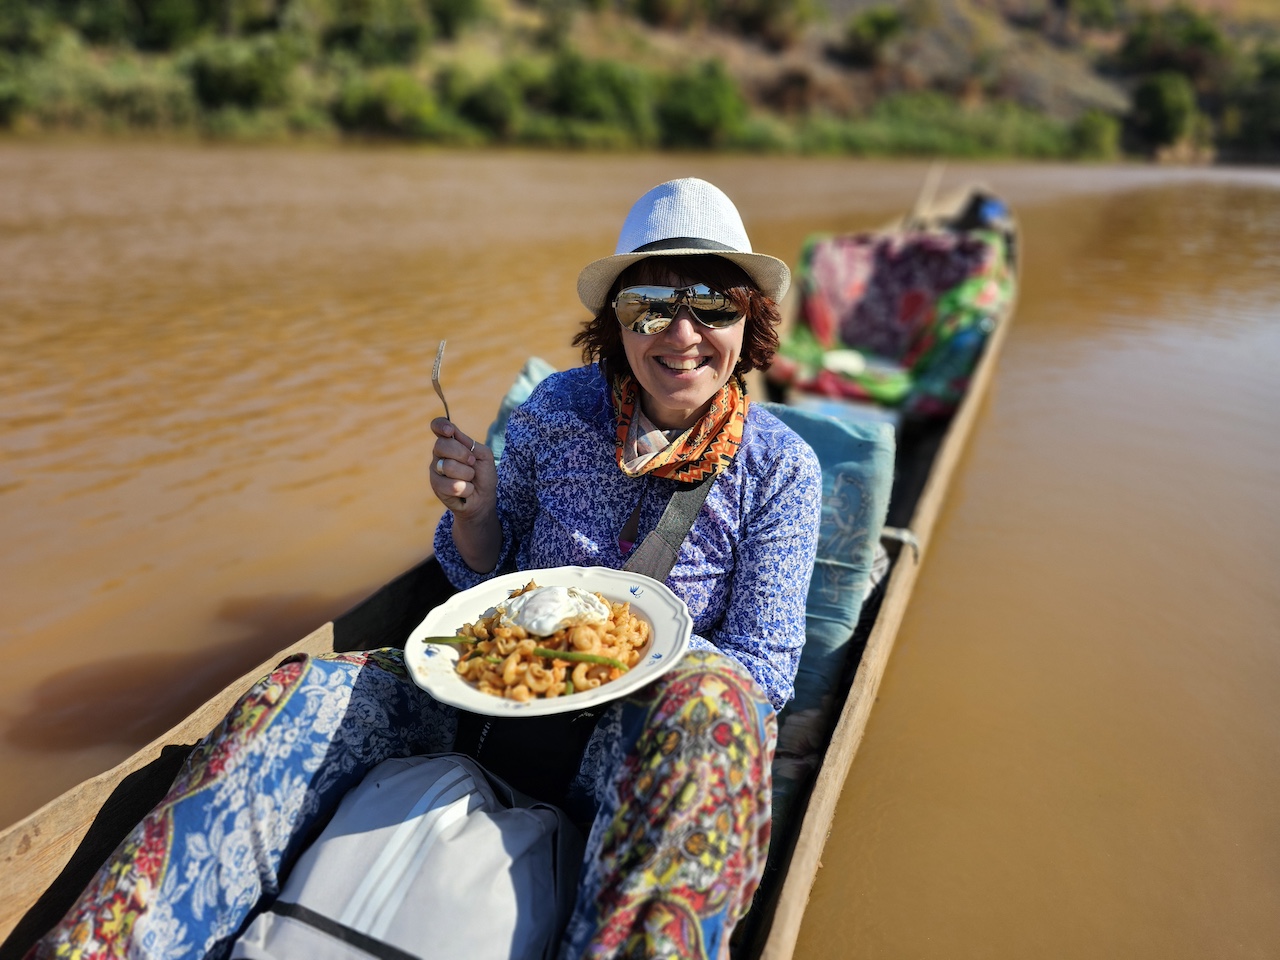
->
[432, 340, 452, 422]
[431, 340, 467, 503]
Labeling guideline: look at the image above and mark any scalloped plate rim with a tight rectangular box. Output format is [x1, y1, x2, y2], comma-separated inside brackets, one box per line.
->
[404, 566, 693, 718]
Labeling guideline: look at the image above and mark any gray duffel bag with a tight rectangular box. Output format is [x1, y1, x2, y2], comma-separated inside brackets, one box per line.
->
[233, 754, 583, 960]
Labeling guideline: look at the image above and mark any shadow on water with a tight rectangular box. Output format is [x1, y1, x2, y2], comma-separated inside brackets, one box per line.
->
[2, 590, 365, 751]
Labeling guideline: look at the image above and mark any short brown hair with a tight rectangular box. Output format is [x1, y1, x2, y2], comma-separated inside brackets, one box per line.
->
[572, 255, 782, 383]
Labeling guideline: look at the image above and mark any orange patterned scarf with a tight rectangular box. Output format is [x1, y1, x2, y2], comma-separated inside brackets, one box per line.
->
[611, 374, 749, 482]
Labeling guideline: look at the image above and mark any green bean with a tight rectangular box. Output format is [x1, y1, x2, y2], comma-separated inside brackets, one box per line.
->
[533, 648, 629, 672]
[565, 680, 574, 695]
[421, 636, 473, 645]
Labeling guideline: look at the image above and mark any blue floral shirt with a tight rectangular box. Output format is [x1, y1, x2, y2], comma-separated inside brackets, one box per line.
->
[435, 365, 822, 710]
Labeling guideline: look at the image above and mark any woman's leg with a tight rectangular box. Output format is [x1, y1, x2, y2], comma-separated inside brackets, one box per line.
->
[29, 650, 454, 960]
[559, 650, 778, 960]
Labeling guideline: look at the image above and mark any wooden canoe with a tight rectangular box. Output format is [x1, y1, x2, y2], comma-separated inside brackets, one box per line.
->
[0, 185, 1018, 960]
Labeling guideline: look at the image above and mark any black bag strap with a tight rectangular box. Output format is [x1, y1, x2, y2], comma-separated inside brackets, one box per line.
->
[269, 902, 420, 960]
[621, 477, 714, 583]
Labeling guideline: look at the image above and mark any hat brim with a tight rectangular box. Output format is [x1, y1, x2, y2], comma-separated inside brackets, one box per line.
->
[577, 249, 792, 315]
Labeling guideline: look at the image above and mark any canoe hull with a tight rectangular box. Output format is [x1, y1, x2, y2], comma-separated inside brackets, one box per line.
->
[0, 185, 1017, 960]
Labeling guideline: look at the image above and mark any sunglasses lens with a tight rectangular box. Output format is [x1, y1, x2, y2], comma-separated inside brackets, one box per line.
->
[613, 285, 741, 333]
[685, 286, 740, 327]
[614, 288, 676, 334]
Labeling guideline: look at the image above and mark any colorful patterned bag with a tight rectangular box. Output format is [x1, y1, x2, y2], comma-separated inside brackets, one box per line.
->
[768, 222, 1014, 417]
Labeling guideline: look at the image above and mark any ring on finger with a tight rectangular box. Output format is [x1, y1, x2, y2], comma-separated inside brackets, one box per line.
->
[469, 439, 477, 454]
[435, 458, 445, 476]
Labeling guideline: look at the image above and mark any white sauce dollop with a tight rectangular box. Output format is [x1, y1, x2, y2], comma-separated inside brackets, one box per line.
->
[493, 585, 611, 637]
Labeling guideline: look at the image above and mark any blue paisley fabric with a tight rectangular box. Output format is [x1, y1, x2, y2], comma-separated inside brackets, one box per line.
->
[434, 364, 823, 712]
[30, 649, 774, 960]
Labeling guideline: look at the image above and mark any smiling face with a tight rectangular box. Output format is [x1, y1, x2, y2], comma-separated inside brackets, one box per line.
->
[618, 265, 746, 430]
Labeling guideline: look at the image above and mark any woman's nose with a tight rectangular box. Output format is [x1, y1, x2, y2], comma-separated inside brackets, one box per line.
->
[662, 307, 701, 343]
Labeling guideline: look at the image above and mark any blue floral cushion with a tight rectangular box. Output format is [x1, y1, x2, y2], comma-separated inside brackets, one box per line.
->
[759, 403, 895, 722]
[758, 402, 893, 847]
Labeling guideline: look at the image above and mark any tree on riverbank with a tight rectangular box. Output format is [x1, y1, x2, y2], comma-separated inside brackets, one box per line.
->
[0, 0, 1277, 160]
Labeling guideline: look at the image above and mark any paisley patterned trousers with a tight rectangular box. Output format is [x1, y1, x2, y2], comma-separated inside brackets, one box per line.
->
[29, 648, 776, 960]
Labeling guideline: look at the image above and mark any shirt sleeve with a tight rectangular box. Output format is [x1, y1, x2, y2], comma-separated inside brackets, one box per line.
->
[700, 435, 822, 711]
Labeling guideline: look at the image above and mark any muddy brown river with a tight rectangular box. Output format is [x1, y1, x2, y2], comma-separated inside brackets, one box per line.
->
[2, 145, 1278, 957]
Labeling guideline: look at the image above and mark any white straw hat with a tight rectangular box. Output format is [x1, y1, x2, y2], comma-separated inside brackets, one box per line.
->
[576, 178, 791, 313]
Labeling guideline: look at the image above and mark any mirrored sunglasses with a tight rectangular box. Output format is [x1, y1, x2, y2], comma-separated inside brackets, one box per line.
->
[613, 284, 743, 335]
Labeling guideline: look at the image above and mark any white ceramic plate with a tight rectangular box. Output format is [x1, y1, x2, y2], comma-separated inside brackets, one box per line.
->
[405, 566, 693, 717]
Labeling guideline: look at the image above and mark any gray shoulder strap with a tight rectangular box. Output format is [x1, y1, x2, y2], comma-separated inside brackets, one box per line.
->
[621, 478, 714, 582]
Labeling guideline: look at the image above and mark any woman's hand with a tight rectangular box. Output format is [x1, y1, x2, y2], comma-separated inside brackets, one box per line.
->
[429, 418, 495, 516]
[430, 418, 502, 573]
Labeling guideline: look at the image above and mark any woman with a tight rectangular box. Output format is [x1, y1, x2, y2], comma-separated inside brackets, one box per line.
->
[429, 178, 822, 957]
[431, 177, 819, 710]
[30, 179, 820, 960]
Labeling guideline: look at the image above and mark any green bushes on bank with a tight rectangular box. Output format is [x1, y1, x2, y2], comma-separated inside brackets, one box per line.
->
[0, 32, 197, 130]
[0, 30, 1109, 158]
[0, 0, 1147, 157]
[333, 66, 438, 136]
[6, 0, 1276, 161]
[1130, 71, 1198, 148]
[430, 0, 486, 40]
[630, 0, 817, 48]
[317, 0, 488, 57]
[841, 4, 903, 67]
[1225, 46, 1280, 155]
[539, 51, 648, 142]
[187, 35, 296, 108]
[1104, 1, 1280, 159]
[1116, 3, 1230, 87]
[324, 0, 432, 65]
[457, 66, 524, 139]
[1068, 0, 1122, 31]
[793, 94, 1065, 159]
[1070, 109, 1121, 159]
[657, 60, 746, 148]
[415, 51, 748, 149]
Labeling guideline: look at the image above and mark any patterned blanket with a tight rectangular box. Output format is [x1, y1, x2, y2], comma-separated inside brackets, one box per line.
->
[768, 226, 1014, 417]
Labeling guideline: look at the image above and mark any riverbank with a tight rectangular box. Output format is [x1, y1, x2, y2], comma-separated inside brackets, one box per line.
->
[1, 1, 1276, 160]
